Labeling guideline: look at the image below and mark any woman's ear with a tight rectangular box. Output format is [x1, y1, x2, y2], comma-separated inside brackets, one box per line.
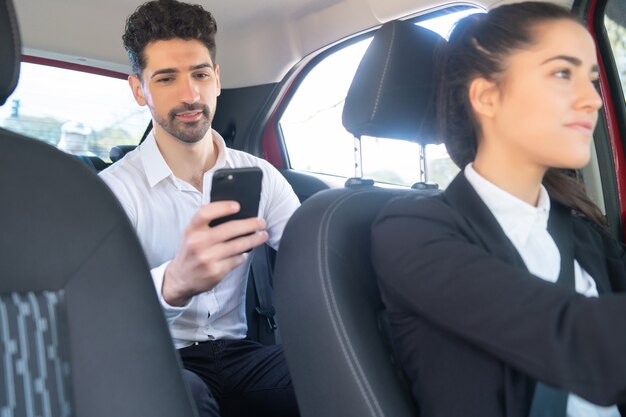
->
[468, 77, 499, 119]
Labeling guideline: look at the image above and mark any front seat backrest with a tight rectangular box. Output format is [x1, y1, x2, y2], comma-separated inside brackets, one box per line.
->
[0, 0, 196, 415]
[274, 20, 445, 417]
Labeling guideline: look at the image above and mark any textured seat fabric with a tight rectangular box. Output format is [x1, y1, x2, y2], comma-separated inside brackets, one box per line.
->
[0, 0, 196, 415]
[274, 20, 445, 417]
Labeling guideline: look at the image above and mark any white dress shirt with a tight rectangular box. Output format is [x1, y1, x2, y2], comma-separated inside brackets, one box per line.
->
[464, 164, 618, 417]
[100, 129, 300, 348]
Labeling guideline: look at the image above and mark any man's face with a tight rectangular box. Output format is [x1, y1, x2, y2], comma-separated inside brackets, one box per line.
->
[129, 38, 221, 144]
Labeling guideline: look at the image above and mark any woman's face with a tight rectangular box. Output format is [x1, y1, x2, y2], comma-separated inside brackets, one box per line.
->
[487, 19, 602, 171]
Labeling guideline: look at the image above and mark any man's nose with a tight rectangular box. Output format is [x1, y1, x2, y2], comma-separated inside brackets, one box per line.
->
[180, 77, 200, 104]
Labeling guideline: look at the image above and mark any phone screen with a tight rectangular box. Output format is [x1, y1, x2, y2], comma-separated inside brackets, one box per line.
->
[209, 167, 263, 227]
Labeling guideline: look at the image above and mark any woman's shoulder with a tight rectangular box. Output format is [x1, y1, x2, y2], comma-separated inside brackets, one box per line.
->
[570, 209, 624, 254]
[375, 190, 457, 224]
[371, 189, 478, 246]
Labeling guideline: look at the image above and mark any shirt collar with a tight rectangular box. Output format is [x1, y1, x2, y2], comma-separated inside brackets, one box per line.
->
[464, 163, 551, 247]
[139, 128, 228, 188]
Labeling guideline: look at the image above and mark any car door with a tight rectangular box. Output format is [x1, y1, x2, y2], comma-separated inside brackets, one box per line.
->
[573, 0, 626, 240]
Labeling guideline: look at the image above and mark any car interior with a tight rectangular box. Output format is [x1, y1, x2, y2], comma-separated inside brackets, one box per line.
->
[0, 1, 195, 415]
[1, 0, 625, 415]
[274, 20, 445, 417]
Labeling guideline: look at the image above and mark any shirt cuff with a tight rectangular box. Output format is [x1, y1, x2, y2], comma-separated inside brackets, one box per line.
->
[151, 261, 191, 323]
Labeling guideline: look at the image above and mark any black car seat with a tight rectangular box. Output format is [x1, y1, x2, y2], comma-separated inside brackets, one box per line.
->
[0, 0, 196, 416]
[273, 20, 445, 417]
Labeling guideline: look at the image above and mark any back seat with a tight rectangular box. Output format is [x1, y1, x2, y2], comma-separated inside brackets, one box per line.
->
[105, 141, 298, 346]
[76, 154, 109, 171]
[110, 144, 137, 162]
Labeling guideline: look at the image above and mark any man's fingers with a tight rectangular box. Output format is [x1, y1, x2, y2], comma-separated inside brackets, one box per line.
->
[222, 229, 269, 255]
[183, 220, 268, 262]
[201, 229, 269, 262]
[187, 201, 241, 230]
[209, 217, 266, 242]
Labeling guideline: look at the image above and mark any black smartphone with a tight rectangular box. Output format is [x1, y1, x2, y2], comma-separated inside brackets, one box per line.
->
[209, 167, 263, 228]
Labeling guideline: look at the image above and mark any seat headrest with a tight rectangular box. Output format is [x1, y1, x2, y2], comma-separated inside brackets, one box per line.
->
[110, 145, 137, 162]
[342, 20, 446, 144]
[0, 0, 21, 106]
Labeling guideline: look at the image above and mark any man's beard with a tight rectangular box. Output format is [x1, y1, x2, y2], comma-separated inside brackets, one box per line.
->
[152, 102, 213, 144]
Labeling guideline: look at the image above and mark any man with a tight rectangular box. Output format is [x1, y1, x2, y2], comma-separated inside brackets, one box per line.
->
[99, 1, 301, 416]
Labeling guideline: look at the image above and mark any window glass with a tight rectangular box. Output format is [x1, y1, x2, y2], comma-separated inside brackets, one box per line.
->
[279, 7, 482, 188]
[0, 63, 150, 162]
[604, 0, 626, 100]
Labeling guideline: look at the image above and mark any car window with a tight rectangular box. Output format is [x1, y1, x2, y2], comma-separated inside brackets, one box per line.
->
[0, 62, 150, 162]
[279, 7, 483, 188]
[604, 0, 626, 101]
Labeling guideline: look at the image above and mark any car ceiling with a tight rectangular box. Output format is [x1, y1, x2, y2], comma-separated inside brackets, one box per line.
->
[13, 0, 572, 88]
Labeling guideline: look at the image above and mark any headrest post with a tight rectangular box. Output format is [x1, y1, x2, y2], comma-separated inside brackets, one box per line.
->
[353, 136, 364, 179]
[419, 145, 427, 182]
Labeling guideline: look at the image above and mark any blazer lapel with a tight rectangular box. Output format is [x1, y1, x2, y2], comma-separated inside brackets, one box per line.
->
[446, 173, 612, 294]
[573, 225, 612, 294]
[549, 200, 611, 294]
[547, 202, 575, 288]
[443, 173, 527, 269]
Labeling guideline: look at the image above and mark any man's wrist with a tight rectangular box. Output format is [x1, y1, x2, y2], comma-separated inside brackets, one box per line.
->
[162, 268, 192, 307]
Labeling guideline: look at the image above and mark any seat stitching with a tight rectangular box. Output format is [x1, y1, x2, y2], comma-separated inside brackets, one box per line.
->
[317, 189, 385, 417]
[370, 24, 397, 122]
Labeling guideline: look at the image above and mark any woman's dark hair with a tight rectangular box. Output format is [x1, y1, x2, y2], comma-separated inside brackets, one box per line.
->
[122, 0, 217, 77]
[439, 1, 607, 227]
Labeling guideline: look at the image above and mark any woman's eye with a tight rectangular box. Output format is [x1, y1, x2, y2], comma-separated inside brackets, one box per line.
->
[553, 69, 571, 80]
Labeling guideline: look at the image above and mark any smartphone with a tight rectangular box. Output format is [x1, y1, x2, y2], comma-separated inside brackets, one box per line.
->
[209, 167, 263, 228]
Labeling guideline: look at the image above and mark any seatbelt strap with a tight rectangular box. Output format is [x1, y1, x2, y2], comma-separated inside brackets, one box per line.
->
[528, 203, 574, 417]
[251, 245, 278, 334]
[138, 120, 152, 145]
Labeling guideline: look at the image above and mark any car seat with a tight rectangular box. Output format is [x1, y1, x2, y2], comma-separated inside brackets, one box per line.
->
[0, 0, 196, 415]
[273, 19, 445, 417]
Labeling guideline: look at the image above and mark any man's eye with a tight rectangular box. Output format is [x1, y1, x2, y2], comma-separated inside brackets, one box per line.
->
[156, 77, 174, 83]
[195, 73, 210, 79]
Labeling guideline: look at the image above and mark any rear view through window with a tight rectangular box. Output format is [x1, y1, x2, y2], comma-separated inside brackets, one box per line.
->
[279, 7, 483, 188]
[0, 63, 150, 162]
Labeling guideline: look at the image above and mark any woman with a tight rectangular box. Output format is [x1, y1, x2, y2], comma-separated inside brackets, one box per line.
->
[372, 2, 626, 416]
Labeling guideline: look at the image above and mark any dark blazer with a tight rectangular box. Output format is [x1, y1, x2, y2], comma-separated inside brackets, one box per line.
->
[372, 172, 626, 417]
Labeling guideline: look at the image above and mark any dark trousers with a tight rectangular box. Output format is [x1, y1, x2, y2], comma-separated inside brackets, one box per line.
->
[179, 339, 300, 417]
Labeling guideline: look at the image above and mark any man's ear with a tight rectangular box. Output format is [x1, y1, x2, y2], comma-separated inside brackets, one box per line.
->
[128, 74, 147, 106]
[468, 77, 499, 119]
[214, 64, 221, 97]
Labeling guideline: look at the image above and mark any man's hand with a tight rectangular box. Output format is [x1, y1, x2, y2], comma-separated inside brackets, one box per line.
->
[162, 201, 268, 307]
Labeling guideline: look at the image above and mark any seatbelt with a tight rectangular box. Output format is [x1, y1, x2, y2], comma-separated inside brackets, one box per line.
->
[250, 244, 280, 344]
[528, 204, 574, 417]
[138, 120, 152, 145]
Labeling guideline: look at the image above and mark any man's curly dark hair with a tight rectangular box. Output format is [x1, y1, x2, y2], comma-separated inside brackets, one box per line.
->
[123, 0, 217, 77]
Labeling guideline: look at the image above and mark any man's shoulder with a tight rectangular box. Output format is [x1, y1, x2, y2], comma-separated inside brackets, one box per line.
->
[101, 147, 142, 174]
[224, 147, 269, 167]
[99, 148, 145, 189]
